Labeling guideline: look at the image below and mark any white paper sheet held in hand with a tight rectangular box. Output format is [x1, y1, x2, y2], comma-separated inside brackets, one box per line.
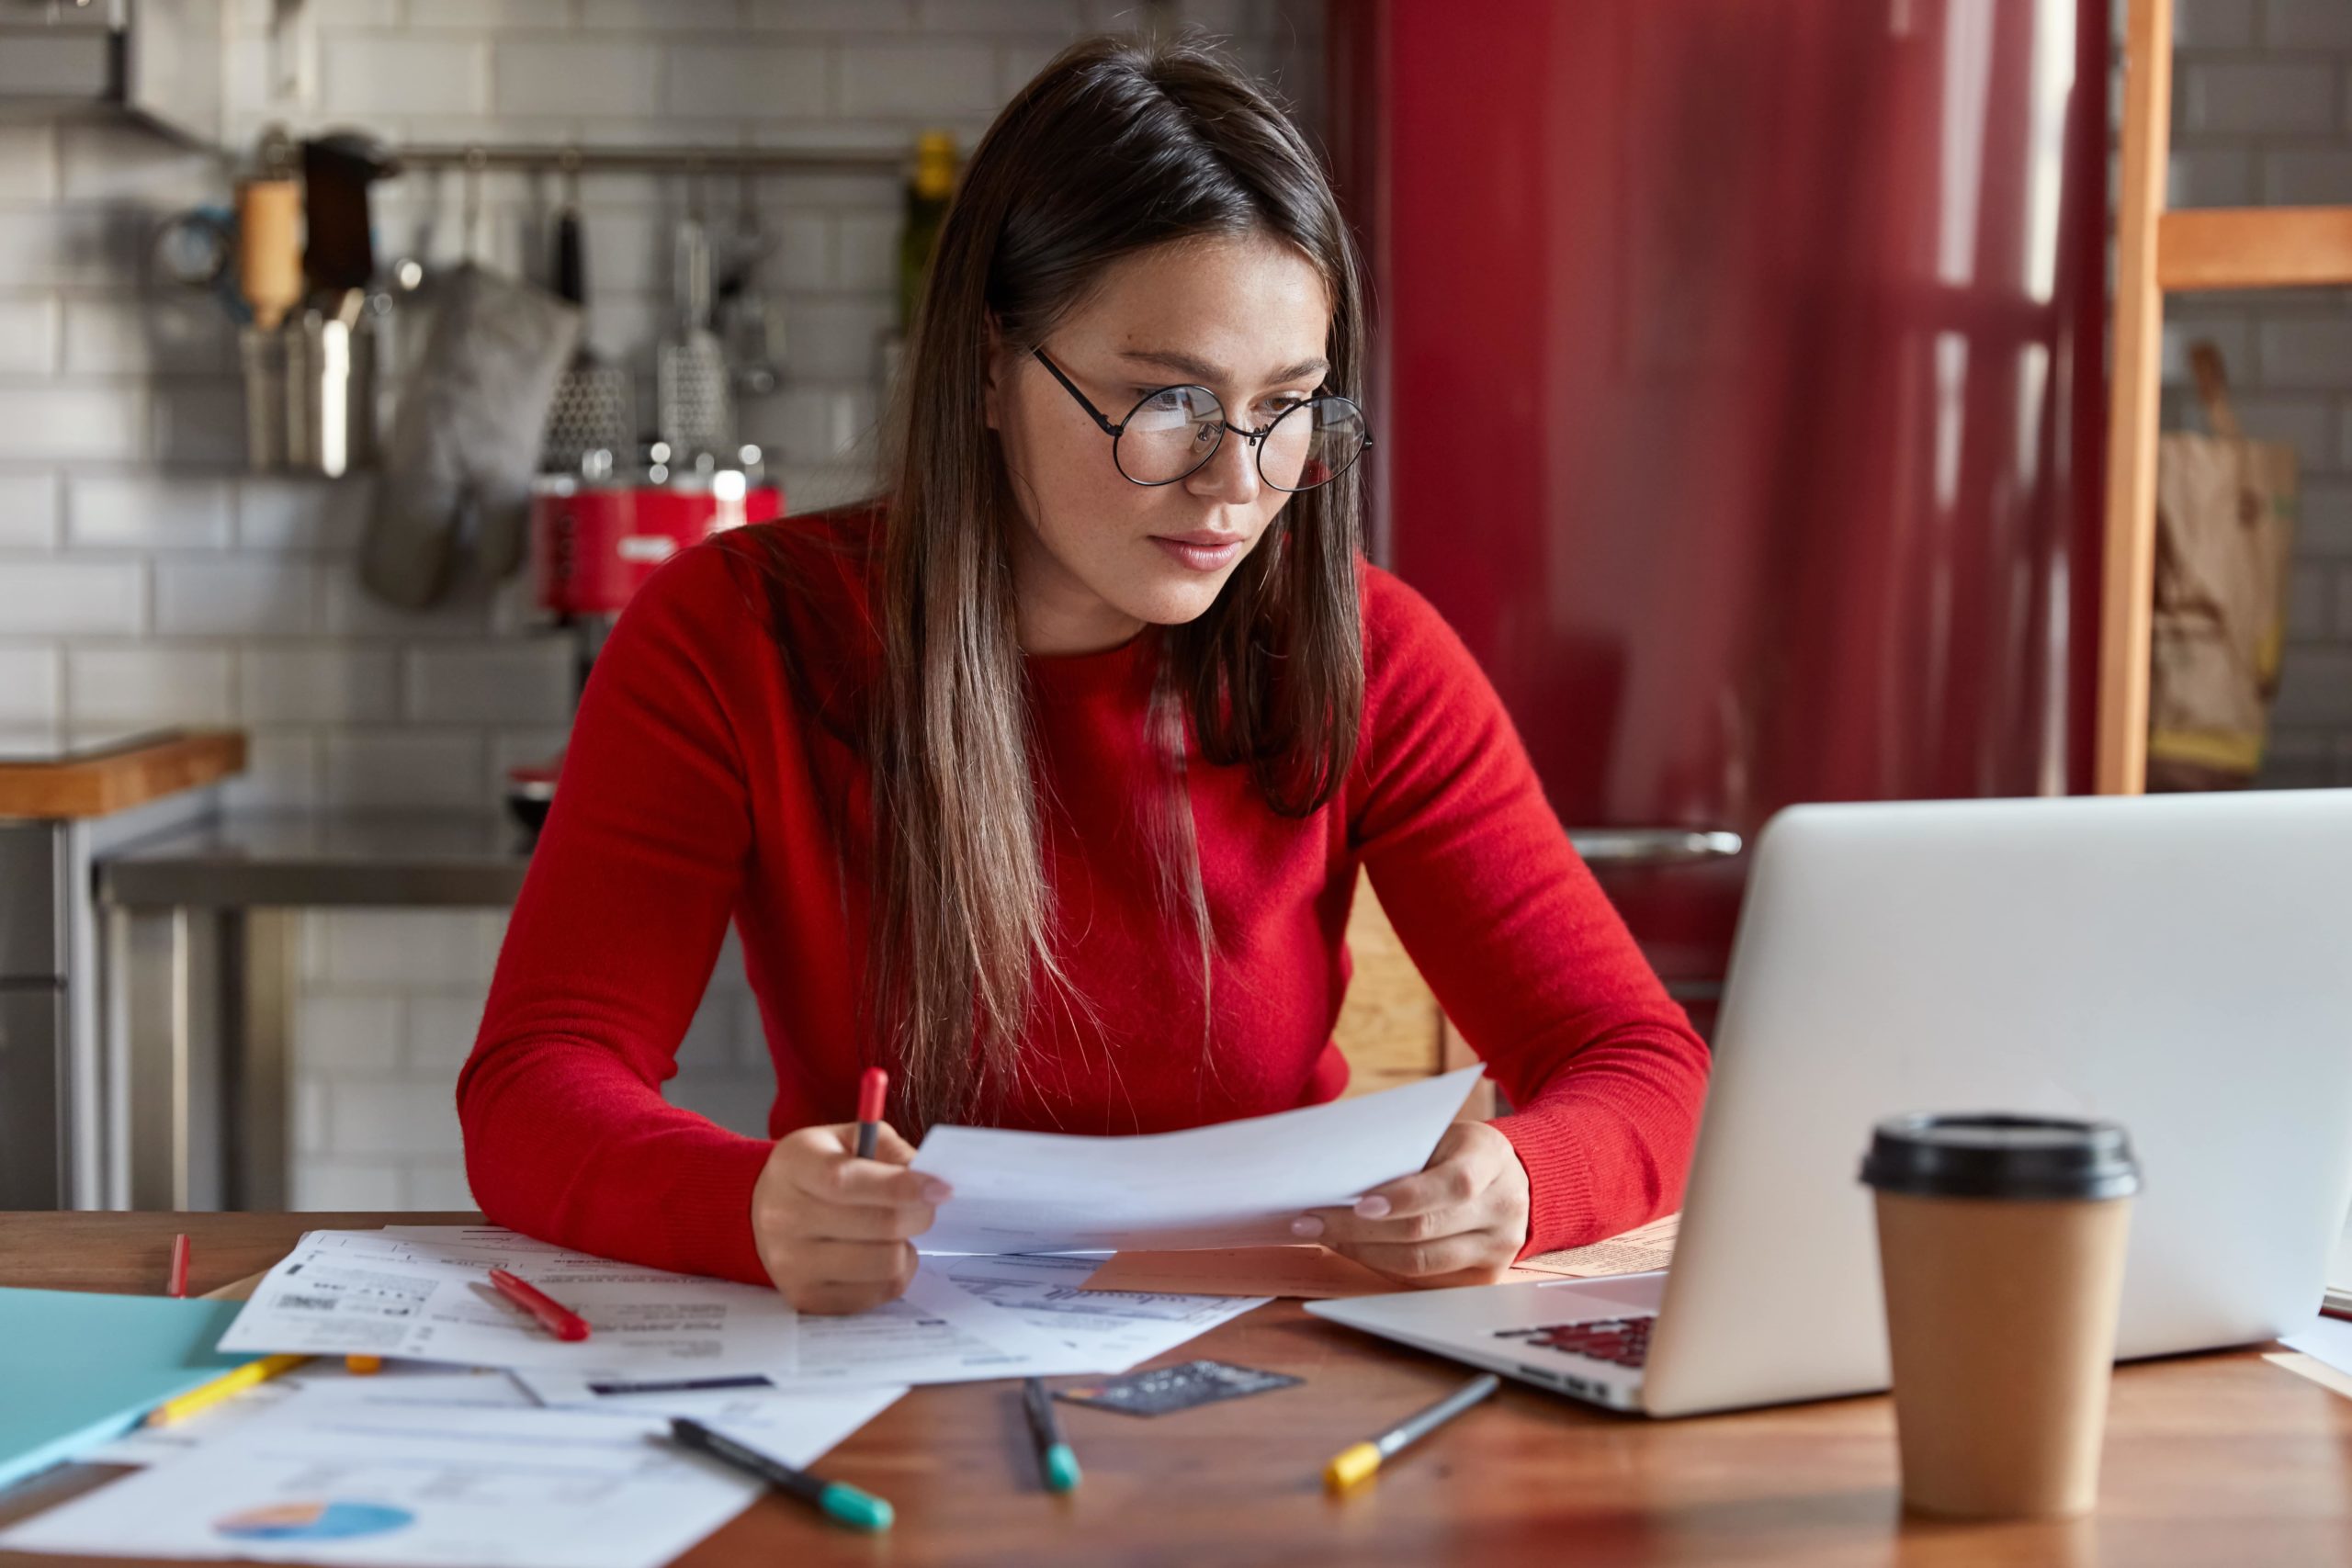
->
[0, 1373, 899, 1568]
[215, 1227, 797, 1372]
[910, 1065, 1484, 1254]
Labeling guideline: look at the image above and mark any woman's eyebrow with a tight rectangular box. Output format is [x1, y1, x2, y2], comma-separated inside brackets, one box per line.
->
[1118, 348, 1330, 385]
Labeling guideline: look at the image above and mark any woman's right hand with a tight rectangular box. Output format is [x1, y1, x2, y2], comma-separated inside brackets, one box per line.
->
[749, 1122, 949, 1314]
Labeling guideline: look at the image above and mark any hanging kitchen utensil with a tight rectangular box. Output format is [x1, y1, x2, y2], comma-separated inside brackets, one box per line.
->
[360, 263, 582, 607]
[656, 174, 733, 461]
[271, 131, 397, 478]
[284, 287, 378, 477]
[300, 130, 399, 295]
[236, 128, 305, 470]
[236, 131, 414, 477]
[235, 176, 302, 332]
[716, 166, 782, 399]
[540, 162, 635, 476]
[153, 206, 245, 321]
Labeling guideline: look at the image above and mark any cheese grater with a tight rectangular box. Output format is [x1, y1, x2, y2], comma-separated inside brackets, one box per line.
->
[540, 205, 633, 475]
[657, 212, 733, 460]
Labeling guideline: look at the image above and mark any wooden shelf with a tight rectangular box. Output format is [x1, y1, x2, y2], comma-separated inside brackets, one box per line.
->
[0, 730, 247, 820]
[2158, 207, 2352, 292]
[2097, 0, 2352, 795]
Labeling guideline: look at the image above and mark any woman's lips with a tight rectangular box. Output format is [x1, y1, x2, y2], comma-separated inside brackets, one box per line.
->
[1150, 536, 1246, 571]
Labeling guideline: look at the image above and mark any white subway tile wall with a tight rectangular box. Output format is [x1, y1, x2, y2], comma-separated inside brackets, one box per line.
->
[67, 645, 237, 727]
[0, 125, 58, 202]
[0, 646, 61, 725]
[284, 909, 778, 1209]
[0, 471, 61, 549]
[0, 0, 1320, 1209]
[2174, 0, 2256, 49]
[242, 646, 403, 724]
[2179, 60, 2335, 135]
[0, 298, 58, 375]
[2160, 0, 2352, 787]
[66, 474, 236, 551]
[0, 559, 145, 637]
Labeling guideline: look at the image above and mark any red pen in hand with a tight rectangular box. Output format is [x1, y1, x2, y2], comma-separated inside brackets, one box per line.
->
[855, 1066, 888, 1160]
[488, 1269, 592, 1342]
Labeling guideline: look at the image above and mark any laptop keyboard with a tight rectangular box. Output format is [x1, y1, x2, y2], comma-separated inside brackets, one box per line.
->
[1493, 1314, 1655, 1370]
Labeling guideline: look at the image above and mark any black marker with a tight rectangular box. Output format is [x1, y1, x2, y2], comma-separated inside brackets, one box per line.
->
[1023, 1377, 1081, 1493]
[667, 1416, 893, 1532]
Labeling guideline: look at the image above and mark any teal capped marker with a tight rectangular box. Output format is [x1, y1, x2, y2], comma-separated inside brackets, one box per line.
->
[814, 1479, 894, 1532]
[668, 1416, 894, 1533]
[1023, 1377, 1082, 1494]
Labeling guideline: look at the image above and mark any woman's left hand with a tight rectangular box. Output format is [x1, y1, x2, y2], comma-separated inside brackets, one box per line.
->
[1291, 1121, 1532, 1288]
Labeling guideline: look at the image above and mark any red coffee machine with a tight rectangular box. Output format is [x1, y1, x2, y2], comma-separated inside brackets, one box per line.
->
[507, 446, 784, 831]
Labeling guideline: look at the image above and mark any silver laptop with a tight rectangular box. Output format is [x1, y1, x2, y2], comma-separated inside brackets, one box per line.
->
[1308, 791, 2352, 1417]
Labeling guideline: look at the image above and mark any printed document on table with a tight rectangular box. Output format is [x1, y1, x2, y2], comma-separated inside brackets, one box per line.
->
[934, 1252, 1268, 1371]
[216, 1228, 798, 1372]
[910, 1066, 1484, 1254]
[2281, 1314, 2352, 1382]
[2266, 1350, 2352, 1401]
[81, 1363, 517, 1467]
[272, 1371, 910, 1471]
[629, 1381, 908, 1466]
[0, 1375, 801, 1568]
[513, 1260, 1078, 1405]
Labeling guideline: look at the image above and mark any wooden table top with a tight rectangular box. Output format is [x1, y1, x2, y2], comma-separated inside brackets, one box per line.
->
[4, 1212, 2346, 1567]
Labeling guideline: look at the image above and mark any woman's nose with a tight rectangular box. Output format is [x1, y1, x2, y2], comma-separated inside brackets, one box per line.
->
[1187, 424, 1261, 505]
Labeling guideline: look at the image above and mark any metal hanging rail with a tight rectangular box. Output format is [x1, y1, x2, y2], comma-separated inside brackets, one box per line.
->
[390, 142, 910, 177]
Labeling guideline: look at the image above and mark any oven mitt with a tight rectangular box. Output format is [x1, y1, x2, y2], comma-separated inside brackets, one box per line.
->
[359, 263, 581, 608]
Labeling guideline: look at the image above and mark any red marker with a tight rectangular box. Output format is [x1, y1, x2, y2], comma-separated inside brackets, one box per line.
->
[167, 1233, 190, 1298]
[489, 1269, 592, 1342]
[855, 1067, 888, 1160]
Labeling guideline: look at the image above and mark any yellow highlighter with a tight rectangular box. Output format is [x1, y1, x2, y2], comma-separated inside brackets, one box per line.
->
[145, 1354, 311, 1427]
[1323, 1371, 1500, 1493]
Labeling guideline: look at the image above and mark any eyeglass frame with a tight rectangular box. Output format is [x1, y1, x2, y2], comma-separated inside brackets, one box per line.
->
[1028, 346, 1374, 491]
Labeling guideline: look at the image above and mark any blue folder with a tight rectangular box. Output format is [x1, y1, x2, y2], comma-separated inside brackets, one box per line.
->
[0, 1288, 257, 1494]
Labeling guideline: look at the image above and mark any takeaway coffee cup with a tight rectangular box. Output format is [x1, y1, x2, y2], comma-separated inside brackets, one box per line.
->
[1858, 1113, 2140, 1520]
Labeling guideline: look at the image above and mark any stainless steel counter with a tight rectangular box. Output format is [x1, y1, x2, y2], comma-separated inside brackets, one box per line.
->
[0, 733, 241, 1212]
[95, 810, 530, 1213]
[99, 810, 534, 908]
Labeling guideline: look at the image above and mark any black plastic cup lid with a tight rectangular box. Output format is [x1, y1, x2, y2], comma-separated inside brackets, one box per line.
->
[1858, 1113, 2140, 1201]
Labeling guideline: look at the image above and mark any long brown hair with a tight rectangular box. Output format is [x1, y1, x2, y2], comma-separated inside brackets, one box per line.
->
[768, 34, 1368, 1131]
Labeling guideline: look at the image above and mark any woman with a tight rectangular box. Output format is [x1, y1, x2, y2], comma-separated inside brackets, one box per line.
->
[458, 35, 1709, 1314]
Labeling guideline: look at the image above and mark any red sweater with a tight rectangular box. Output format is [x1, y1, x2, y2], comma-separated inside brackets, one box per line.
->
[458, 507, 1710, 1286]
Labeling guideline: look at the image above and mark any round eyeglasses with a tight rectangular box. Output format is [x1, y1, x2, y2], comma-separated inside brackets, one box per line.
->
[1031, 347, 1373, 492]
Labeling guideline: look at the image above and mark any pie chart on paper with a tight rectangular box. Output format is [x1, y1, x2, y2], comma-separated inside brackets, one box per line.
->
[211, 1500, 415, 1541]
